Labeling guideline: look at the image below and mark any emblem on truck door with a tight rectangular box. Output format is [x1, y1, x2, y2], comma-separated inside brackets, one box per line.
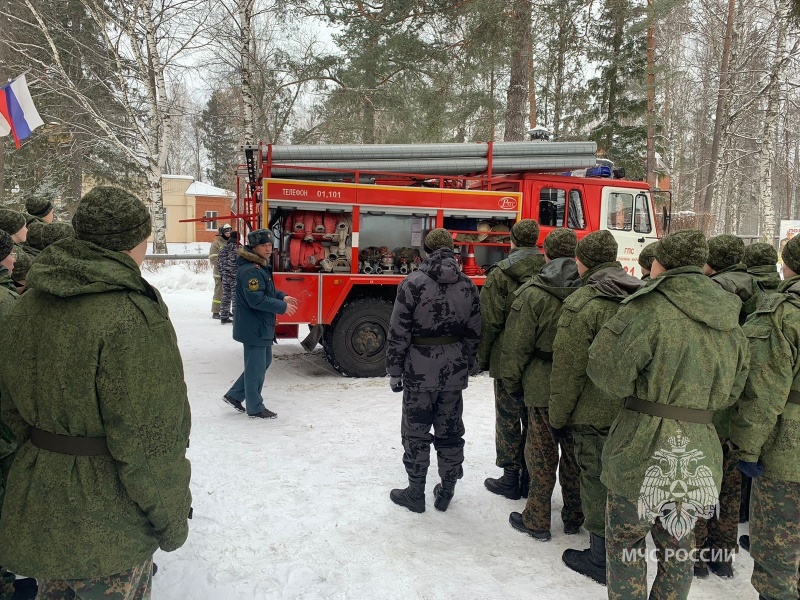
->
[498, 196, 518, 210]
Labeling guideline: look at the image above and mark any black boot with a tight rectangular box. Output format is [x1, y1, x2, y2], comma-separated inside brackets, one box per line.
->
[739, 534, 750, 552]
[484, 468, 521, 500]
[519, 464, 530, 499]
[509, 512, 551, 541]
[11, 578, 37, 600]
[562, 532, 607, 585]
[694, 561, 709, 578]
[390, 477, 425, 513]
[708, 558, 734, 578]
[433, 480, 457, 512]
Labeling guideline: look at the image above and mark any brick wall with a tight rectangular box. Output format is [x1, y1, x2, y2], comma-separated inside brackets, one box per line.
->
[195, 196, 233, 242]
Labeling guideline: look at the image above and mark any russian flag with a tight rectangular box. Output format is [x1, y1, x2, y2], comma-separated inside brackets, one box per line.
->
[0, 75, 44, 148]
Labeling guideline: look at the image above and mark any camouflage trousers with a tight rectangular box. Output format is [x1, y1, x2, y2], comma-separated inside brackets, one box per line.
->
[0, 566, 14, 600]
[212, 275, 222, 314]
[750, 477, 800, 600]
[572, 425, 609, 537]
[606, 492, 694, 600]
[37, 559, 152, 600]
[521, 407, 583, 532]
[493, 379, 527, 471]
[694, 439, 740, 560]
[220, 274, 236, 320]
[401, 389, 465, 481]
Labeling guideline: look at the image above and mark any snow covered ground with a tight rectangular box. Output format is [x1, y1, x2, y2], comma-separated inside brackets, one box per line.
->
[144, 264, 757, 600]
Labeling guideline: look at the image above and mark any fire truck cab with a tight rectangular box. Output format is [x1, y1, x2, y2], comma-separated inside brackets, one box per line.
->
[233, 142, 666, 377]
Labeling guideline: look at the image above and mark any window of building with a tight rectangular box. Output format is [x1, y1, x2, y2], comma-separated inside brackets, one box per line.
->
[634, 193, 652, 234]
[607, 193, 633, 231]
[539, 188, 565, 227]
[205, 211, 218, 231]
[567, 190, 587, 230]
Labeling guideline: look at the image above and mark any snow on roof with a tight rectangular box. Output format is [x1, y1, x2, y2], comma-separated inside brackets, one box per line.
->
[162, 174, 194, 180]
[185, 181, 235, 198]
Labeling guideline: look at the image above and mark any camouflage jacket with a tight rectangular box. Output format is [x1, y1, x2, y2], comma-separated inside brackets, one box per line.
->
[731, 276, 800, 482]
[0, 238, 192, 579]
[0, 269, 18, 315]
[20, 220, 43, 259]
[498, 258, 581, 407]
[710, 263, 764, 439]
[748, 264, 782, 292]
[0, 268, 17, 508]
[549, 263, 644, 430]
[386, 248, 481, 392]
[587, 266, 749, 501]
[218, 240, 239, 280]
[476, 247, 545, 377]
[209, 235, 226, 276]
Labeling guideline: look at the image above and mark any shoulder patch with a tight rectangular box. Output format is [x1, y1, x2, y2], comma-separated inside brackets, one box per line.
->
[248, 277, 260, 292]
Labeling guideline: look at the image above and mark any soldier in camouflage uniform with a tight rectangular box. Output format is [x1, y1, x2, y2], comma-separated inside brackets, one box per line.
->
[218, 231, 239, 324]
[498, 228, 583, 541]
[638, 241, 658, 281]
[693, 234, 762, 578]
[26, 222, 75, 254]
[744, 242, 782, 292]
[11, 249, 31, 294]
[209, 223, 231, 318]
[386, 228, 481, 513]
[24, 195, 54, 225]
[0, 187, 192, 600]
[587, 230, 749, 600]
[478, 219, 545, 500]
[548, 230, 644, 584]
[731, 235, 800, 600]
[0, 232, 18, 315]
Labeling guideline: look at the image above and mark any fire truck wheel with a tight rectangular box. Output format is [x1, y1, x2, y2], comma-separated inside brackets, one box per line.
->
[329, 297, 393, 378]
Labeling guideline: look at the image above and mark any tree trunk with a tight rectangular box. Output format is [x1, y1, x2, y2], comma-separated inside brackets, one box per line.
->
[645, 0, 657, 189]
[759, 4, 788, 243]
[239, 0, 255, 144]
[702, 0, 736, 234]
[528, 52, 536, 130]
[504, 0, 531, 141]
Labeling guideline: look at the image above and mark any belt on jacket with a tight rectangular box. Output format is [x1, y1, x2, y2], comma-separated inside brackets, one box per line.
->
[29, 427, 110, 456]
[533, 349, 553, 362]
[411, 336, 460, 345]
[788, 391, 800, 406]
[623, 396, 714, 425]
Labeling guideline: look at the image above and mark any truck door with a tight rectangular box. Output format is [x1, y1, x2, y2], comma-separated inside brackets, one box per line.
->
[274, 273, 320, 324]
[600, 188, 659, 278]
[528, 181, 589, 240]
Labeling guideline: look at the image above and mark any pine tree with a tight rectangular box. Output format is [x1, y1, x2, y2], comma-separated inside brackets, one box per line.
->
[199, 90, 240, 189]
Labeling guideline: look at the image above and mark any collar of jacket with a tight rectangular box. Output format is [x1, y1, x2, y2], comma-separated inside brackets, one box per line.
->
[237, 246, 268, 267]
[779, 274, 800, 294]
[713, 262, 747, 276]
[581, 261, 621, 284]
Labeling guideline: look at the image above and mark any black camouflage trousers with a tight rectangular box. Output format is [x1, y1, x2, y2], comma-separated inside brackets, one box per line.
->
[522, 406, 583, 532]
[694, 439, 740, 560]
[37, 558, 152, 600]
[401, 389, 465, 481]
[493, 379, 527, 471]
[606, 492, 694, 600]
[750, 477, 800, 600]
[220, 274, 236, 320]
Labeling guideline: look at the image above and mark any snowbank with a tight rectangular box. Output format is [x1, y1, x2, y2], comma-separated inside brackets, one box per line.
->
[143, 262, 214, 293]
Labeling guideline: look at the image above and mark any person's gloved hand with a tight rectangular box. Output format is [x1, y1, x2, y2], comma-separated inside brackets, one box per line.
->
[737, 460, 765, 478]
[389, 376, 403, 393]
[469, 364, 482, 377]
[550, 425, 569, 441]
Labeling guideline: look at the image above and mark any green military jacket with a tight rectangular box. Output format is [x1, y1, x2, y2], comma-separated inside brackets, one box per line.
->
[498, 257, 581, 407]
[0, 268, 17, 508]
[587, 266, 750, 501]
[549, 262, 644, 429]
[748, 265, 782, 292]
[476, 247, 545, 377]
[710, 263, 764, 439]
[0, 238, 192, 579]
[731, 276, 800, 482]
[0, 269, 18, 315]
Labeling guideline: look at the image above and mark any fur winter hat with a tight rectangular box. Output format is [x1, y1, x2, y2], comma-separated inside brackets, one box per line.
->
[706, 234, 745, 271]
[510, 219, 540, 247]
[26, 196, 53, 218]
[0, 231, 14, 263]
[28, 222, 75, 251]
[424, 228, 454, 252]
[782, 236, 800, 274]
[247, 228, 274, 247]
[543, 228, 577, 260]
[0, 209, 26, 236]
[576, 231, 618, 269]
[743, 242, 778, 268]
[12, 247, 31, 282]
[638, 242, 659, 271]
[74, 187, 151, 251]
[655, 230, 708, 271]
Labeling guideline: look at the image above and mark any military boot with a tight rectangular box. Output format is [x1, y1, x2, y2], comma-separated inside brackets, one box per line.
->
[519, 464, 530, 499]
[509, 512, 551, 541]
[433, 480, 457, 512]
[694, 560, 709, 578]
[12, 577, 38, 600]
[708, 559, 734, 579]
[739, 534, 750, 552]
[484, 468, 521, 500]
[390, 477, 426, 513]
[562, 533, 607, 585]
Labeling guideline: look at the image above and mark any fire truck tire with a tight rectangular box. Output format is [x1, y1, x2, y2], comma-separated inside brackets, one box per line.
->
[329, 297, 393, 378]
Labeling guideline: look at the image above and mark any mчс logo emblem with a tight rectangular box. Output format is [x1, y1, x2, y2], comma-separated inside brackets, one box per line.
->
[498, 196, 518, 210]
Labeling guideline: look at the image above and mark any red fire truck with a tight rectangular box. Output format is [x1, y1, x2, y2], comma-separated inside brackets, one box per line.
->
[230, 141, 669, 377]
